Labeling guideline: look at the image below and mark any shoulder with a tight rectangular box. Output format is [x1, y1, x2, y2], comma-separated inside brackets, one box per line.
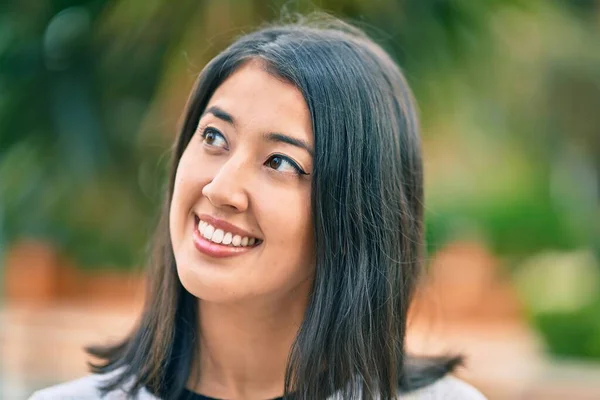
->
[402, 375, 487, 400]
[28, 368, 158, 400]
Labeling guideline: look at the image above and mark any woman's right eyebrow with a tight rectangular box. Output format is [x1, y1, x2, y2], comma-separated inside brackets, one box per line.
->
[202, 106, 235, 126]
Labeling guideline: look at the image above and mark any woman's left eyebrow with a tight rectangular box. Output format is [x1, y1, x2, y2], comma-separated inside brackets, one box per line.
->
[264, 132, 314, 157]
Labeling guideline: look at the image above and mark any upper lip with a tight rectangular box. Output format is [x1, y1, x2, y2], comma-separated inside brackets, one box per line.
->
[196, 213, 261, 240]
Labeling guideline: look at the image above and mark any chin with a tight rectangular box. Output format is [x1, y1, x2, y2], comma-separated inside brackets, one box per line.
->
[175, 262, 248, 303]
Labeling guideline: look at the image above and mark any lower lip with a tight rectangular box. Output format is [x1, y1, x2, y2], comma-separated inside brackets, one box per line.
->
[192, 224, 260, 258]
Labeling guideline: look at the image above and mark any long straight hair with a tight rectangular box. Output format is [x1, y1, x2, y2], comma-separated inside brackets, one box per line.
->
[88, 16, 461, 400]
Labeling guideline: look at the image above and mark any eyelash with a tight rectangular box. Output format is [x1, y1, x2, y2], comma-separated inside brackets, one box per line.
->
[200, 127, 228, 149]
[199, 127, 309, 176]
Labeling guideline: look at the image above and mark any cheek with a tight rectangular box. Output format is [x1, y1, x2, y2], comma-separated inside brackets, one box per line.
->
[256, 184, 314, 269]
[169, 150, 206, 242]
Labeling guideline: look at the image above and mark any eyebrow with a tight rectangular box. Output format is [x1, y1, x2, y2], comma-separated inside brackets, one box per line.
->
[264, 132, 314, 157]
[202, 105, 313, 157]
[202, 106, 235, 125]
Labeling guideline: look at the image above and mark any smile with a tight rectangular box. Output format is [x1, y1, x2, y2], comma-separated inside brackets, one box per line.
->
[192, 215, 262, 258]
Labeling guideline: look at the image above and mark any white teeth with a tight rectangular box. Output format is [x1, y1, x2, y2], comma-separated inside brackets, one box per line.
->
[203, 224, 214, 240]
[222, 232, 232, 245]
[198, 220, 259, 247]
[211, 229, 224, 244]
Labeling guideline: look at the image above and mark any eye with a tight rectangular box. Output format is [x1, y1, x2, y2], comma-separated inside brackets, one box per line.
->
[265, 154, 308, 175]
[201, 127, 228, 149]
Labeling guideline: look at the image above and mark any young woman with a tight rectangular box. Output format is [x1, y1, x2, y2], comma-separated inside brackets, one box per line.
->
[32, 17, 486, 400]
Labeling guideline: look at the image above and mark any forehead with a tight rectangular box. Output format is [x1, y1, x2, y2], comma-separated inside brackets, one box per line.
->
[205, 61, 312, 140]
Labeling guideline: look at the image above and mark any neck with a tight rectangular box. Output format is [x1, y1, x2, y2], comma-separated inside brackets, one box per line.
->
[188, 282, 312, 400]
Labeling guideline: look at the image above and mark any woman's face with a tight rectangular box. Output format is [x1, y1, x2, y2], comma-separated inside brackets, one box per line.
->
[169, 61, 315, 304]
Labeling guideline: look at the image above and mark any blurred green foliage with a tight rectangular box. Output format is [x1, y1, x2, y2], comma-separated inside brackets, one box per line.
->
[536, 304, 600, 360]
[426, 179, 585, 262]
[1, 0, 600, 358]
[515, 249, 600, 360]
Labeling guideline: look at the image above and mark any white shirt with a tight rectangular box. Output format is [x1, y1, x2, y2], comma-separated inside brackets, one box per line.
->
[30, 369, 487, 399]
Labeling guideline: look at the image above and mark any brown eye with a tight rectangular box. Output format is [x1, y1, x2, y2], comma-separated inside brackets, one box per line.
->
[205, 131, 217, 144]
[265, 154, 307, 175]
[267, 156, 283, 169]
[201, 127, 227, 149]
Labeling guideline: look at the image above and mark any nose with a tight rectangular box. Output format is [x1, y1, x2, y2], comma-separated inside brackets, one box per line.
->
[201, 156, 249, 212]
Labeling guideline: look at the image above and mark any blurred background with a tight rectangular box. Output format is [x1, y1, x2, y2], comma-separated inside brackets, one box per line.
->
[1, 0, 599, 398]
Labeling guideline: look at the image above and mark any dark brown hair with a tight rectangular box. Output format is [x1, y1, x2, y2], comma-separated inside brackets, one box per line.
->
[88, 17, 461, 400]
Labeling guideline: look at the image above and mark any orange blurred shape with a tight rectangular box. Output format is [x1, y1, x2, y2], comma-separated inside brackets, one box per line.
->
[3, 240, 144, 307]
[4, 240, 61, 306]
[413, 241, 523, 324]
